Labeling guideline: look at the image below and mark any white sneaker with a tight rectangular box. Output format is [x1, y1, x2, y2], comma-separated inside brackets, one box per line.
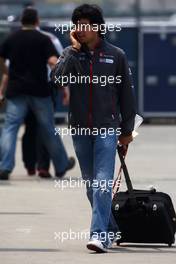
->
[87, 239, 108, 253]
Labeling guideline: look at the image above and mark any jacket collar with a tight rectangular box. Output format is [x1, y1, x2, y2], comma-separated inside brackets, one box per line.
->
[80, 38, 106, 59]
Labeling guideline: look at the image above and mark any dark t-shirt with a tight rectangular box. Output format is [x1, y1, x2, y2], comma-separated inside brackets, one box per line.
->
[0, 29, 58, 98]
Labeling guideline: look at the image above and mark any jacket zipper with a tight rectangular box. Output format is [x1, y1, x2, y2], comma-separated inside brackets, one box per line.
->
[88, 59, 93, 127]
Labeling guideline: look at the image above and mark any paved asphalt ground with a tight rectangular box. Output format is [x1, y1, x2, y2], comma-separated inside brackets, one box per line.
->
[0, 124, 176, 264]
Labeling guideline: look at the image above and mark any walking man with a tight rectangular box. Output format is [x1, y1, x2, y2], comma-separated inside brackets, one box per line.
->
[52, 4, 136, 253]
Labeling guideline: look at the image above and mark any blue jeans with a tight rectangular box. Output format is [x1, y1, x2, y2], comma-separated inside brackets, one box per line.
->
[72, 133, 119, 246]
[0, 95, 69, 173]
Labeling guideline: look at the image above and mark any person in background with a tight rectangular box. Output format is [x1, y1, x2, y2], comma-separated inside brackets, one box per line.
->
[0, 7, 75, 180]
[21, 18, 65, 178]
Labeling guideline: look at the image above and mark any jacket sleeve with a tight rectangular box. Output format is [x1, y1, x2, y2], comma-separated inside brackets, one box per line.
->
[51, 47, 83, 86]
[118, 50, 136, 136]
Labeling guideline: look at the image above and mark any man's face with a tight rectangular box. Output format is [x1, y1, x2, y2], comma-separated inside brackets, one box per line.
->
[74, 18, 99, 44]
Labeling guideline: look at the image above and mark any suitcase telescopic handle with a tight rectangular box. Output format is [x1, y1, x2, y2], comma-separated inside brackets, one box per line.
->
[117, 145, 134, 195]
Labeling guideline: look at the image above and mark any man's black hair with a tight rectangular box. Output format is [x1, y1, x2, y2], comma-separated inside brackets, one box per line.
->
[72, 4, 105, 37]
[21, 7, 38, 26]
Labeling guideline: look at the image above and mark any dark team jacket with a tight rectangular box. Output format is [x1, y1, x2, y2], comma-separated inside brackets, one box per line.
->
[52, 39, 136, 136]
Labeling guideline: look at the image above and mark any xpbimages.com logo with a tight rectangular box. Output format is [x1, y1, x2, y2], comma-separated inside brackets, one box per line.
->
[55, 127, 121, 139]
[54, 73, 122, 87]
[54, 178, 122, 191]
[54, 21, 121, 35]
[54, 229, 121, 243]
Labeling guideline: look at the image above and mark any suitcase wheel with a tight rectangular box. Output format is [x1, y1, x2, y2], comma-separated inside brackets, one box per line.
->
[168, 243, 172, 247]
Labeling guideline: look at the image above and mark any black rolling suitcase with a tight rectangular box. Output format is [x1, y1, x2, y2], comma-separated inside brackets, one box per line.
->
[112, 146, 176, 247]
